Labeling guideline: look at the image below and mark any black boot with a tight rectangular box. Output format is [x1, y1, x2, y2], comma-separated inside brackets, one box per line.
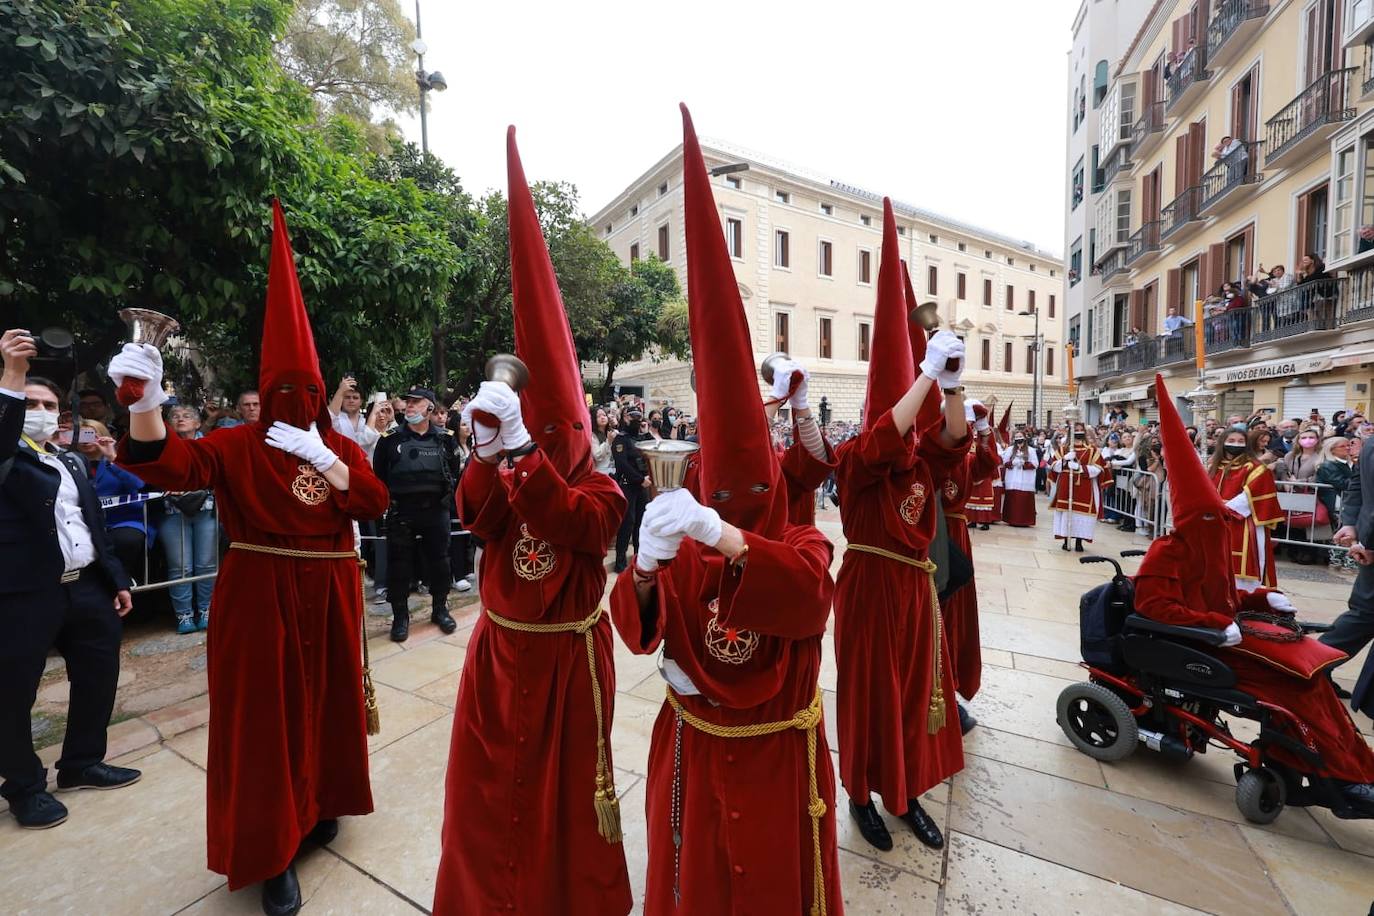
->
[262, 865, 301, 916]
[901, 799, 945, 849]
[613, 555, 627, 574]
[1331, 674, 1354, 700]
[979, 524, 990, 531]
[957, 702, 978, 735]
[1061, 540, 1070, 552]
[306, 818, 338, 847]
[848, 799, 893, 851]
[1074, 539, 1085, 553]
[390, 609, 410, 642]
[431, 604, 457, 635]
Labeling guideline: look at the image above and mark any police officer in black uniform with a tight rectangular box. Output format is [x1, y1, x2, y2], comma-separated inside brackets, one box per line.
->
[372, 387, 462, 641]
[612, 408, 653, 572]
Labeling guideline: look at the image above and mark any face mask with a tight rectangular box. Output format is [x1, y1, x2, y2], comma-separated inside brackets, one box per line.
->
[1223, 443, 1247, 456]
[405, 412, 426, 426]
[1298, 437, 1318, 448]
[1281, 429, 1297, 440]
[23, 409, 59, 442]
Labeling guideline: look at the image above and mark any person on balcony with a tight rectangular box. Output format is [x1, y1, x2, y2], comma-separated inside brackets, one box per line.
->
[1247, 263, 1292, 299]
[1212, 135, 1248, 184]
[1162, 307, 1194, 335]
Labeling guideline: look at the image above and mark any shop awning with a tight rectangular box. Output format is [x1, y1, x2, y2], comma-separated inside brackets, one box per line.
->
[1204, 353, 1335, 384]
[1091, 384, 1153, 403]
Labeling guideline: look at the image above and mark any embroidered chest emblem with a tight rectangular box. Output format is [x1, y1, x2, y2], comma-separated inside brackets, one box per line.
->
[290, 464, 330, 506]
[899, 481, 928, 525]
[704, 597, 758, 665]
[513, 524, 557, 581]
[943, 479, 959, 501]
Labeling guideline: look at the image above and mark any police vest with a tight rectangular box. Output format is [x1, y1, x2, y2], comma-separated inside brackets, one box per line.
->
[388, 432, 450, 497]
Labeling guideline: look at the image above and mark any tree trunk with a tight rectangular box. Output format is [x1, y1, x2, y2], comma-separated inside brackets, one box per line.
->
[600, 359, 619, 402]
[431, 325, 447, 399]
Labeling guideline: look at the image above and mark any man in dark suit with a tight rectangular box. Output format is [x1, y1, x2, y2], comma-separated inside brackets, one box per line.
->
[0, 328, 139, 830]
[1328, 433, 1374, 697]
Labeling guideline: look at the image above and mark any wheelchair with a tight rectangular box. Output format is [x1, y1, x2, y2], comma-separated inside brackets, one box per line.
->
[1055, 551, 1364, 824]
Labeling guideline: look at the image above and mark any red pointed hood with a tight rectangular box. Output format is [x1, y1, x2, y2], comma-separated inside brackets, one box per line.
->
[507, 127, 594, 480]
[259, 199, 328, 430]
[1155, 373, 1227, 527]
[680, 104, 784, 536]
[863, 200, 914, 430]
[998, 403, 1014, 439]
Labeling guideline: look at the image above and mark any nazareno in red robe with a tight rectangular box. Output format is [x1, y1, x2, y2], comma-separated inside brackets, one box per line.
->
[780, 423, 837, 527]
[940, 437, 999, 700]
[832, 411, 968, 812]
[116, 425, 388, 889]
[1211, 458, 1283, 588]
[1134, 536, 1374, 784]
[965, 435, 1001, 525]
[433, 449, 631, 916]
[608, 523, 841, 916]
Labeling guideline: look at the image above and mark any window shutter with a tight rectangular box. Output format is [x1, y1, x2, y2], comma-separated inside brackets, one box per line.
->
[1171, 18, 1185, 56]
[1187, 122, 1207, 184]
[1174, 136, 1190, 195]
[1208, 242, 1226, 288]
[1166, 268, 1181, 310]
[1130, 289, 1145, 332]
[1243, 225, 1255, 279]
[1295, 195, 1311, 264]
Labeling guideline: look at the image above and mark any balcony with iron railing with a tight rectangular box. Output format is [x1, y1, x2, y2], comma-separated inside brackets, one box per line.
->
[1131, 100, 1167, 158]
[1101, 144, 1132, 187]
[1363, 52, 1374, 101]
[1206, 1, 1270, 70]
[1345, 0, 1374, 50]
[1096, 350, 1122, 379]
[1264, 67, 1357, 167]
[1158, 327, 1198, 367]
[1125, 221, 1162, 266]
[1166, 46, 1210, 114]
[1095, 245, 1129, 284]
[1248, 278, 1348, 343]
[1199, 140, 1262, 214]
[1161, 187, 1204, 242]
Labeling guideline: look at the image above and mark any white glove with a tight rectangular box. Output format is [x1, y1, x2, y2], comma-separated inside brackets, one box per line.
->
[1225, 491, 1251, 519]
[472, 417, 503, 460]
[1223, 622, 1242, 647]
[770, 360, 809, 412]
[1067, 459, 1082, 471]
[107, 343, 168, 414]
[1266, 592, 1297, 616]
[919, 331, 965, 390]
[1013, 458, 1024, 469]
[265, 421, 338, 472]
[635, 525, 684, 572]
[643, 488, 723, 548]
[469, 380, 530, 453]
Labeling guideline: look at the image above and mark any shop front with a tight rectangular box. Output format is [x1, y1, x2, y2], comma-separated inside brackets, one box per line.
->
[1204, 350, 1374, 423]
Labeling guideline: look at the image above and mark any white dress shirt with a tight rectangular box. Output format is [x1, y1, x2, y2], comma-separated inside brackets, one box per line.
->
[332, 410, 381, 462]
[2, 386, 96, 572]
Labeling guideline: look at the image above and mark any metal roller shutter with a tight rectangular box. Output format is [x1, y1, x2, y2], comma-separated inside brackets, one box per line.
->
[1281, 382, 1346, 425]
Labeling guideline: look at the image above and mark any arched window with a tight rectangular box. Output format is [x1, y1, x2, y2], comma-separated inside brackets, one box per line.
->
[1093, 60, 1109, 107]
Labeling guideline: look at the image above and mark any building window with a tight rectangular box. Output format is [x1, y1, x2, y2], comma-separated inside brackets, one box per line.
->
[725, 175, 742, 190]
[726, 217, 743, 259]
[1003, 341, 1013, 373]
[1093, 59, 1109, 107]
[897, 226, 906, 236]
[1030, 263, 1037, 272]
[984, 249, 993, 259]
[1049, 294, 1056, 318]
[1069, 237, 1082, 286]
[858, 321, 871, 361]
[1025, 344, 1035, 374]
[927, 265, 938, 295]
[658, 181, 669, 197]
[630, 204, 639, 217]
[929, 233, 938, 244]
[658, 224, 670, 261]
[818, 240, 833, 277]
[1050, 268, 1057, 277]
[1116, 189, 1132, 246]
[1046, 346, 1056, 377]
[958, 242, 967, 252]
[774, 230, 790, 268]
[604, 222, 613, 235]
[858, 248, 872, 284]
[1298, 183, 1330, 263]
[775, 190, 790, 204]
[1333, 145, 1355, 261]
[1071, 157, 1084, 210]
[818, 316, 832, 359]
[820, 202, 833, 216]
[1005, 284, 1014, 311]
[860, 214, 872, 227]
[1091, 145, 1103, 194]
[957, 272, 967, 300]
[983, 278, 993, 306]
[629, 243, 640, 262]
[775, 312, 790, 353]
[1028, 289, 1036, 311]
[1007, 257, 1015, 267]
[1119, 81, 1137, 144]
[981, 339, 991, 370]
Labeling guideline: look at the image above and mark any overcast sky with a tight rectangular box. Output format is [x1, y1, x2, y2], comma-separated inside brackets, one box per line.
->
[397, 0, 1081, 256]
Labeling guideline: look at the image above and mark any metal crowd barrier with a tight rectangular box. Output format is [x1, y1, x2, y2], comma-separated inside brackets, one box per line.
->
[1152, 476, 1348, 556]
[1100, 464, 1165, 535]
[98, 491, 222, 594]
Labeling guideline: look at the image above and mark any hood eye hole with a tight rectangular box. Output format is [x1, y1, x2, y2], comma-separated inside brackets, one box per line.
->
[544, 424, 556, 434]
[749, 483, 769, 494]
[572, 422, 584, 430]
[711, 489, 732, 502]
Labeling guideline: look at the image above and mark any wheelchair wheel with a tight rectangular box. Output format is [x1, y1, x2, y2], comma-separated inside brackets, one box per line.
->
[1236, 768, 1286, 824]
[1056, 682, 1138, 762]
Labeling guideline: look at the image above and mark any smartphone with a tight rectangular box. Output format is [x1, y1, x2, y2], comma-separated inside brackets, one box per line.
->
[57, 428, 97, 446]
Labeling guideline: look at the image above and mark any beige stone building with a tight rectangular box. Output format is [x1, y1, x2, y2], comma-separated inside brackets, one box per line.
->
[1073, 0, 1374, 424]
[587, 141, 1067, 425]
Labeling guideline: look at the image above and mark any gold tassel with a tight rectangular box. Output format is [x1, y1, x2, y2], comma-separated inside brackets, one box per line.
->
[594, 772, 623, 843]
[360, 557, 381, 736]
[927, 689, 946, 734]
[363, 669, 382, 736]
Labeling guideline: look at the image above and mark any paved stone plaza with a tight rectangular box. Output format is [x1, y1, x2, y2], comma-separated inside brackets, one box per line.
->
[3, 501, 1373, 914]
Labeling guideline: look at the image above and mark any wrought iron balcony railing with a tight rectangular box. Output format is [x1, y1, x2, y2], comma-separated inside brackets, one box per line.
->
[1161, 187, 1203, 241]
[1166, 47, 1209, 112]
[1206, 1, 1270, 62]
[1131, 101, 1166, 152]
[1125, 221, 1162, 266]
[1199, 140, 1261, 211]
[1264, 67, 1357, 163]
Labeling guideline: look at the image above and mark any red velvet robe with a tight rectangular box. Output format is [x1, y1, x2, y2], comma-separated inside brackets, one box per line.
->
[1134, 537, 1374, 784]
[434, 451, 631, 915]
[1048, 446, 1111, 540]
[832, 412, 968, 811]
[780, 427, 837, 527]
[1211, 459, 1283, 587]
[609, 524, 840, 915]
[965, 436, 1001, 525]
[941, 437, 999, 700]
[116, 426, 388, 889]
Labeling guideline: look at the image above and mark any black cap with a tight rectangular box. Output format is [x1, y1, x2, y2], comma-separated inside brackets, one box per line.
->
[403, 387, 437, 404]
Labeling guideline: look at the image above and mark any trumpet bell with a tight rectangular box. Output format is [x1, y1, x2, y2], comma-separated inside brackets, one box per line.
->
[484, 353, 530, 392]
[639, 439, 700, 497]
[760, 351, 790, 385]
[118, 308, 181, 349]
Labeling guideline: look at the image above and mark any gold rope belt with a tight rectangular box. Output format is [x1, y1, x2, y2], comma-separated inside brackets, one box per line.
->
[844, 544, 948, 734]
[665, 687, 828, 916]
[484, 606, 621, 844]
[227, 542, 380, 736]
[945, 513, 967, 522]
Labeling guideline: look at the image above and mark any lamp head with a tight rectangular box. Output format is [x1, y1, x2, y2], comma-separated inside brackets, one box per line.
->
[427, 70, 448, 92]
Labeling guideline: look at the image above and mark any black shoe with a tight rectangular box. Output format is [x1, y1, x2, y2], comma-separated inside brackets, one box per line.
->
[613, 558, 627, 573]
[262, 865, 301, 916]
[9, 791, 67, 829]
[431, 609, 457, 635]
[1074, 540, 1085, 553]
[1061, 541, 1071, 552]
[55, 762, 141, 792]
[900, 799, 945, 849]
[848, 799, 893, 851]
[957, 703, 978, 736]
[979, 524, 990, 531]
[390, 612, 409, 642]
[1331, 676, 1353, 700]
[306, 817, 338, 847]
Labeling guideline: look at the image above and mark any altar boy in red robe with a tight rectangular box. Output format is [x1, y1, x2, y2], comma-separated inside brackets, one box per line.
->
[1048, 426, 1111, 552]
[1136, 376, 1374, 814]
[609, 105, 842, 916]
[831, 199, 970, 854]
[111, 202, 389, 915]
[433, 128, 631, 916]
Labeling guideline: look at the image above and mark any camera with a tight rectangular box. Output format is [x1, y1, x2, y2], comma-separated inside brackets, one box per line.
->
[29, 327, 75, 360]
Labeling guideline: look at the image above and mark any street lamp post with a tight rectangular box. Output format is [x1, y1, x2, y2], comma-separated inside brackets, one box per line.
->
[1018, 308, 1042, 428]
[412, 2, 447, 156]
